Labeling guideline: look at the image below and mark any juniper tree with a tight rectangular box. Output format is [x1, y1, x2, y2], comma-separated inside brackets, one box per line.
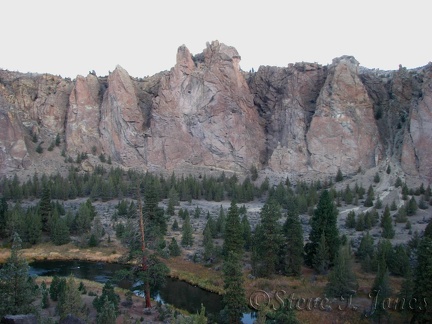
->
[369, 257, 392, 322]
[168, 237, 181, 257]
[57, 275, 84, 320]
[39, 185, 52, 232]
[203, 221, 214, 260]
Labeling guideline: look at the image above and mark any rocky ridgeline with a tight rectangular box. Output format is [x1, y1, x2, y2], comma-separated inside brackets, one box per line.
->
[0, 41, 431, 183]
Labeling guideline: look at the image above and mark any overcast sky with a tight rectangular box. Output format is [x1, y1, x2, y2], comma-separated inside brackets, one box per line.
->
[1, 0, 430, 78]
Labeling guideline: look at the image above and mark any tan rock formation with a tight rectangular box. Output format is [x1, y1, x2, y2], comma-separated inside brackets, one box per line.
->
[0, 108, 30, 174]
[307, 56, 382, 175]
[66, 73, 102, 154]
[146, 41, 266, 172]
[401, 63, 432, 182]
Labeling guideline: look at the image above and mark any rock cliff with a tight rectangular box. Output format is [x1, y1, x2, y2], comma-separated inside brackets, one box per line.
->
[0, 42, 431, 182]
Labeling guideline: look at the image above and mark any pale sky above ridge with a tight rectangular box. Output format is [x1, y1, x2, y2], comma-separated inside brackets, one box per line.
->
[1, 0, 430, 78]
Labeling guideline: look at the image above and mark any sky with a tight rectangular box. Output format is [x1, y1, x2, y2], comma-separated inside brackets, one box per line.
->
[1, 0, 430, 78]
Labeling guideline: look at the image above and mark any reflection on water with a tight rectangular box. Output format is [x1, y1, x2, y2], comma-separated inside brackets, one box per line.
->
[29, 260, 255, 323]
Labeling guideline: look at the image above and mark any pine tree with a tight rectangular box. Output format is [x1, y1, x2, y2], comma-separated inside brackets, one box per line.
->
[335, 168, 343, 182]
[172, 218, 180, 231]
[222, 251, 246, 324]
[57, 275, 84, 320]
[241, 215, 252, 251]
[216, 205, 226, 237]
[223, 201, 244, 257]
[93, 281, 120, 314]
[369, 257, 392, 322]
[325, 245, 358, 297]
[307, 190, 339, 266]
[381, 205, 395, 239]
[51, 216, 70, 245]
[411, 237, 432, 323]
[0, 233, 37, 318]
[406, 196, 418, 216]
[252, 201, 282, 277]
[374, 172, 380, 183]
[282, 208, 304, 276]
[312, 233, 330, 274]
[364, 185, 374, 207]
[39, 185, 52, 232]
[345, 210, 356, 228]
[181, 214, 194, 247]
[96, 296, 117, 324]
[203, 221, 214, 260]
[169, 237, 181, 257]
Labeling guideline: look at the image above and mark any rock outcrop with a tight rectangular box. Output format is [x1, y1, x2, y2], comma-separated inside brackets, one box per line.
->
[147, 41, 265, 172]
[0, 42, 431, 183]
[306, 56, 382, 175]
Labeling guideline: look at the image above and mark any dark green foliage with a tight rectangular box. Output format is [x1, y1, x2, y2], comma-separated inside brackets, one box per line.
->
[96, 296, 117, 324]
[395, 177, 402, 187]
[381, 206, 395, 239]
[41, 284, 50, 309]
[0, 233, 37, 318]
[395, 205, 407, 223]
[281, 208, 304, 276]
[51, 216, 70, 245]
[50, 275, 66, 301]
[36, 143, 43, 154]
[390, 200, 398, 211]
[99, 153, 106, 163]
[369, 258, 392, 322]
[335, 168, 343, 182]
[222, 251, 246, 324]
[251, 201, 281, 277]
[344, 184, 353, 205]
[181, 214, 194, 247]
[373, 172, 380, 183]
[307, 190, 339, 267]
[55, 133, 61, 146]
[172, 218, 180, 231]
[203, 221, 214, 260]
[386, 165, 391, 174]
[406, 196, 418, 216]
[264, 303, 299, 323]
[93, 281, 120, 315]
[388, 244, 410, 276]
[194, 205, 201, 219]
[374, 197, 383, 209]
[325, 245, 358, 297]
[57, 275, 83, 320]
[169, 237, 181, 257]
[411, 237, 432, 323]
[357, 232, 374, 261]
[345, 210, 356, 229]
[88, 233, 98, 247]
[250, 164, 258, 181]
[424, 219, 432, 239]
[223, 201, 244, 257]
[312, 233, 330, 274]
[39, 185, 52, 232]
[418, 196, 428, 210]
[241, 215, 251, 251]
[363, 185, 374, 207]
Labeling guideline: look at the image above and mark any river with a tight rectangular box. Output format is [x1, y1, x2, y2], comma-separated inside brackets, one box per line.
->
[29, 260, 256, 323]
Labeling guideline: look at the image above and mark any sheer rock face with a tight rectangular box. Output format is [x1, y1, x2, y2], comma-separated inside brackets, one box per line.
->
[250, 63, 327, 174]
[66, 74, 102, 154]
[306, 56, 382, 175]
[0, 108, 30, 175]
[147, 41, 266, 172]
[401, 64, 432, 182]
[99, 65, 147, 167]
[0, 43, 431, 182]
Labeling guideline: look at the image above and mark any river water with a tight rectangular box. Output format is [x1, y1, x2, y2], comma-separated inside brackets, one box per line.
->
[29, 260, 256, 323]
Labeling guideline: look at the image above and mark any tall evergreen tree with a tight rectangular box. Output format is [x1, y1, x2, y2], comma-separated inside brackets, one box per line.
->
[0, 233, 37, 318]
[411, 237, 432, 323]
[96, 296, 117, 324]
[181, 214, 194, 247]
[325, 245, 358, 297]
[281, 208, 304, 276]
[39, 185, 52, 232]
[57, 275, 84, 320]
[203, 221, 214, 260]
[51, 216, 70, 245]
[306, 190, 339, 266]
[369, 257, 392, 322]
[251, 200, 282, 277]
[168, 237, 181, 257]
[381, 205, 395, 239]
[222, 251, 246, 324]
[223, 201, 244, 257]
[93, 281, 120, 315]
[241, 215, 252, 251]
[312, 233, 330, 274]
